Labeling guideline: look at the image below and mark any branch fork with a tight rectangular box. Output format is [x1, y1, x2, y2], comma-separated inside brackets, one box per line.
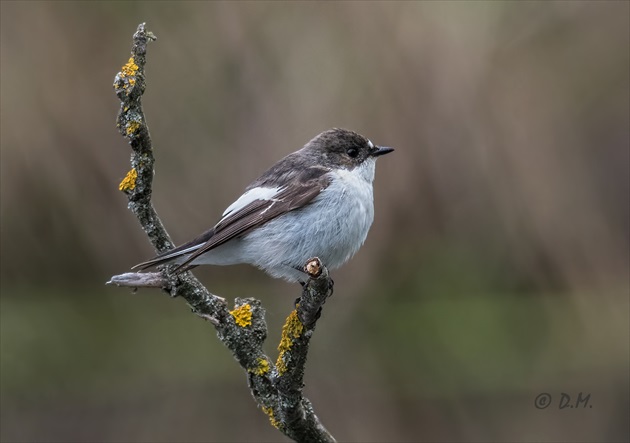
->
[108, 23, 335, 443]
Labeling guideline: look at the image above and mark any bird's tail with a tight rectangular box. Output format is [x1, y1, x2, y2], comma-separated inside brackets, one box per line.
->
[132, 228, 215, 272]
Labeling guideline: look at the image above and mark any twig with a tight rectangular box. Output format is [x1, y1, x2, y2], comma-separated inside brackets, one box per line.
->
[106, 272, 167, 288]
[109, 23, 335, 443]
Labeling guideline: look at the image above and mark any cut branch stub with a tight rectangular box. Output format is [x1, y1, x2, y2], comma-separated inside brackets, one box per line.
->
[298, 257, 333, 327]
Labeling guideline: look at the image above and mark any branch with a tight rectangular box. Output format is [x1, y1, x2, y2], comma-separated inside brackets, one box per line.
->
[110, 23, 335, 443]
[106, 271, 167, 288]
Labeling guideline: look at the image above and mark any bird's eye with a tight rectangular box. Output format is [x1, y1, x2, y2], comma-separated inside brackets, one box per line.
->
[347, 147, 359, 158]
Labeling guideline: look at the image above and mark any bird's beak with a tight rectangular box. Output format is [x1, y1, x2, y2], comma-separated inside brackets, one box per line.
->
[371, 146, 395, 157]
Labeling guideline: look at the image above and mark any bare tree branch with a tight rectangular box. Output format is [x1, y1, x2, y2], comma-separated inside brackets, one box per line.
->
[106, 271, 167, 288]
[109, 23, 335, 443]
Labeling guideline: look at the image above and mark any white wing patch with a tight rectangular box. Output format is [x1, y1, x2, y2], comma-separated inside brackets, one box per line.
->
[260, 201, 275, 216]
[220, 186, 282, 220]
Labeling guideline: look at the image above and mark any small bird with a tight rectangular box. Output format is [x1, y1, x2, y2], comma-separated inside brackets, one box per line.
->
[134, 128, 394, 282]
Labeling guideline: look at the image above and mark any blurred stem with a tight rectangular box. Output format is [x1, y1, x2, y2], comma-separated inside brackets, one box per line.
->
[109, 23, 335, 443]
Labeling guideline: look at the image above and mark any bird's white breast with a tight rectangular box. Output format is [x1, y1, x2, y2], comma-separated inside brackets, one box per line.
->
[241, 159, 376, 273]
[315, 159, 376, 266]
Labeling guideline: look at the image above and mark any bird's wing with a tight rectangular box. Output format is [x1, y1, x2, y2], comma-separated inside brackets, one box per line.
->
[133, 166, 331, 273]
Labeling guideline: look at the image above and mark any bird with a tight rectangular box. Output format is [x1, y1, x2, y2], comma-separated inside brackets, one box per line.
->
[133, 128, 394, 282]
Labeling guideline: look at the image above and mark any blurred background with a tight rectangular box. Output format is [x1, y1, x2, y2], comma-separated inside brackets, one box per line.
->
[1, 1, 628, 442]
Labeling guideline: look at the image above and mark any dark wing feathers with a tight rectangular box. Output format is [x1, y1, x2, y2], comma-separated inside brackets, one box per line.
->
[131, 228, 215, 270]
[245, 153, 326, 189]
[133, 165, 331, 273]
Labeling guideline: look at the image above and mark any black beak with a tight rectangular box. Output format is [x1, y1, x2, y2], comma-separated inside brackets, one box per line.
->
[371, 146, 395, 157]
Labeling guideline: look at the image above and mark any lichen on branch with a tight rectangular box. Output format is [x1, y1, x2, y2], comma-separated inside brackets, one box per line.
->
[108, 23, 336, 443]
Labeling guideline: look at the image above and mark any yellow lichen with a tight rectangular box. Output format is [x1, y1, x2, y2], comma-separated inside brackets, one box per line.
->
[118, 168, 137, 192]
[275, 310, 304, 375]
[249, 357, 270, 376]
[261, 406, 280, 429]
[126, 120, 141, 135]
[230, 303, 252, 327]
[121, 57, 139, 77]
